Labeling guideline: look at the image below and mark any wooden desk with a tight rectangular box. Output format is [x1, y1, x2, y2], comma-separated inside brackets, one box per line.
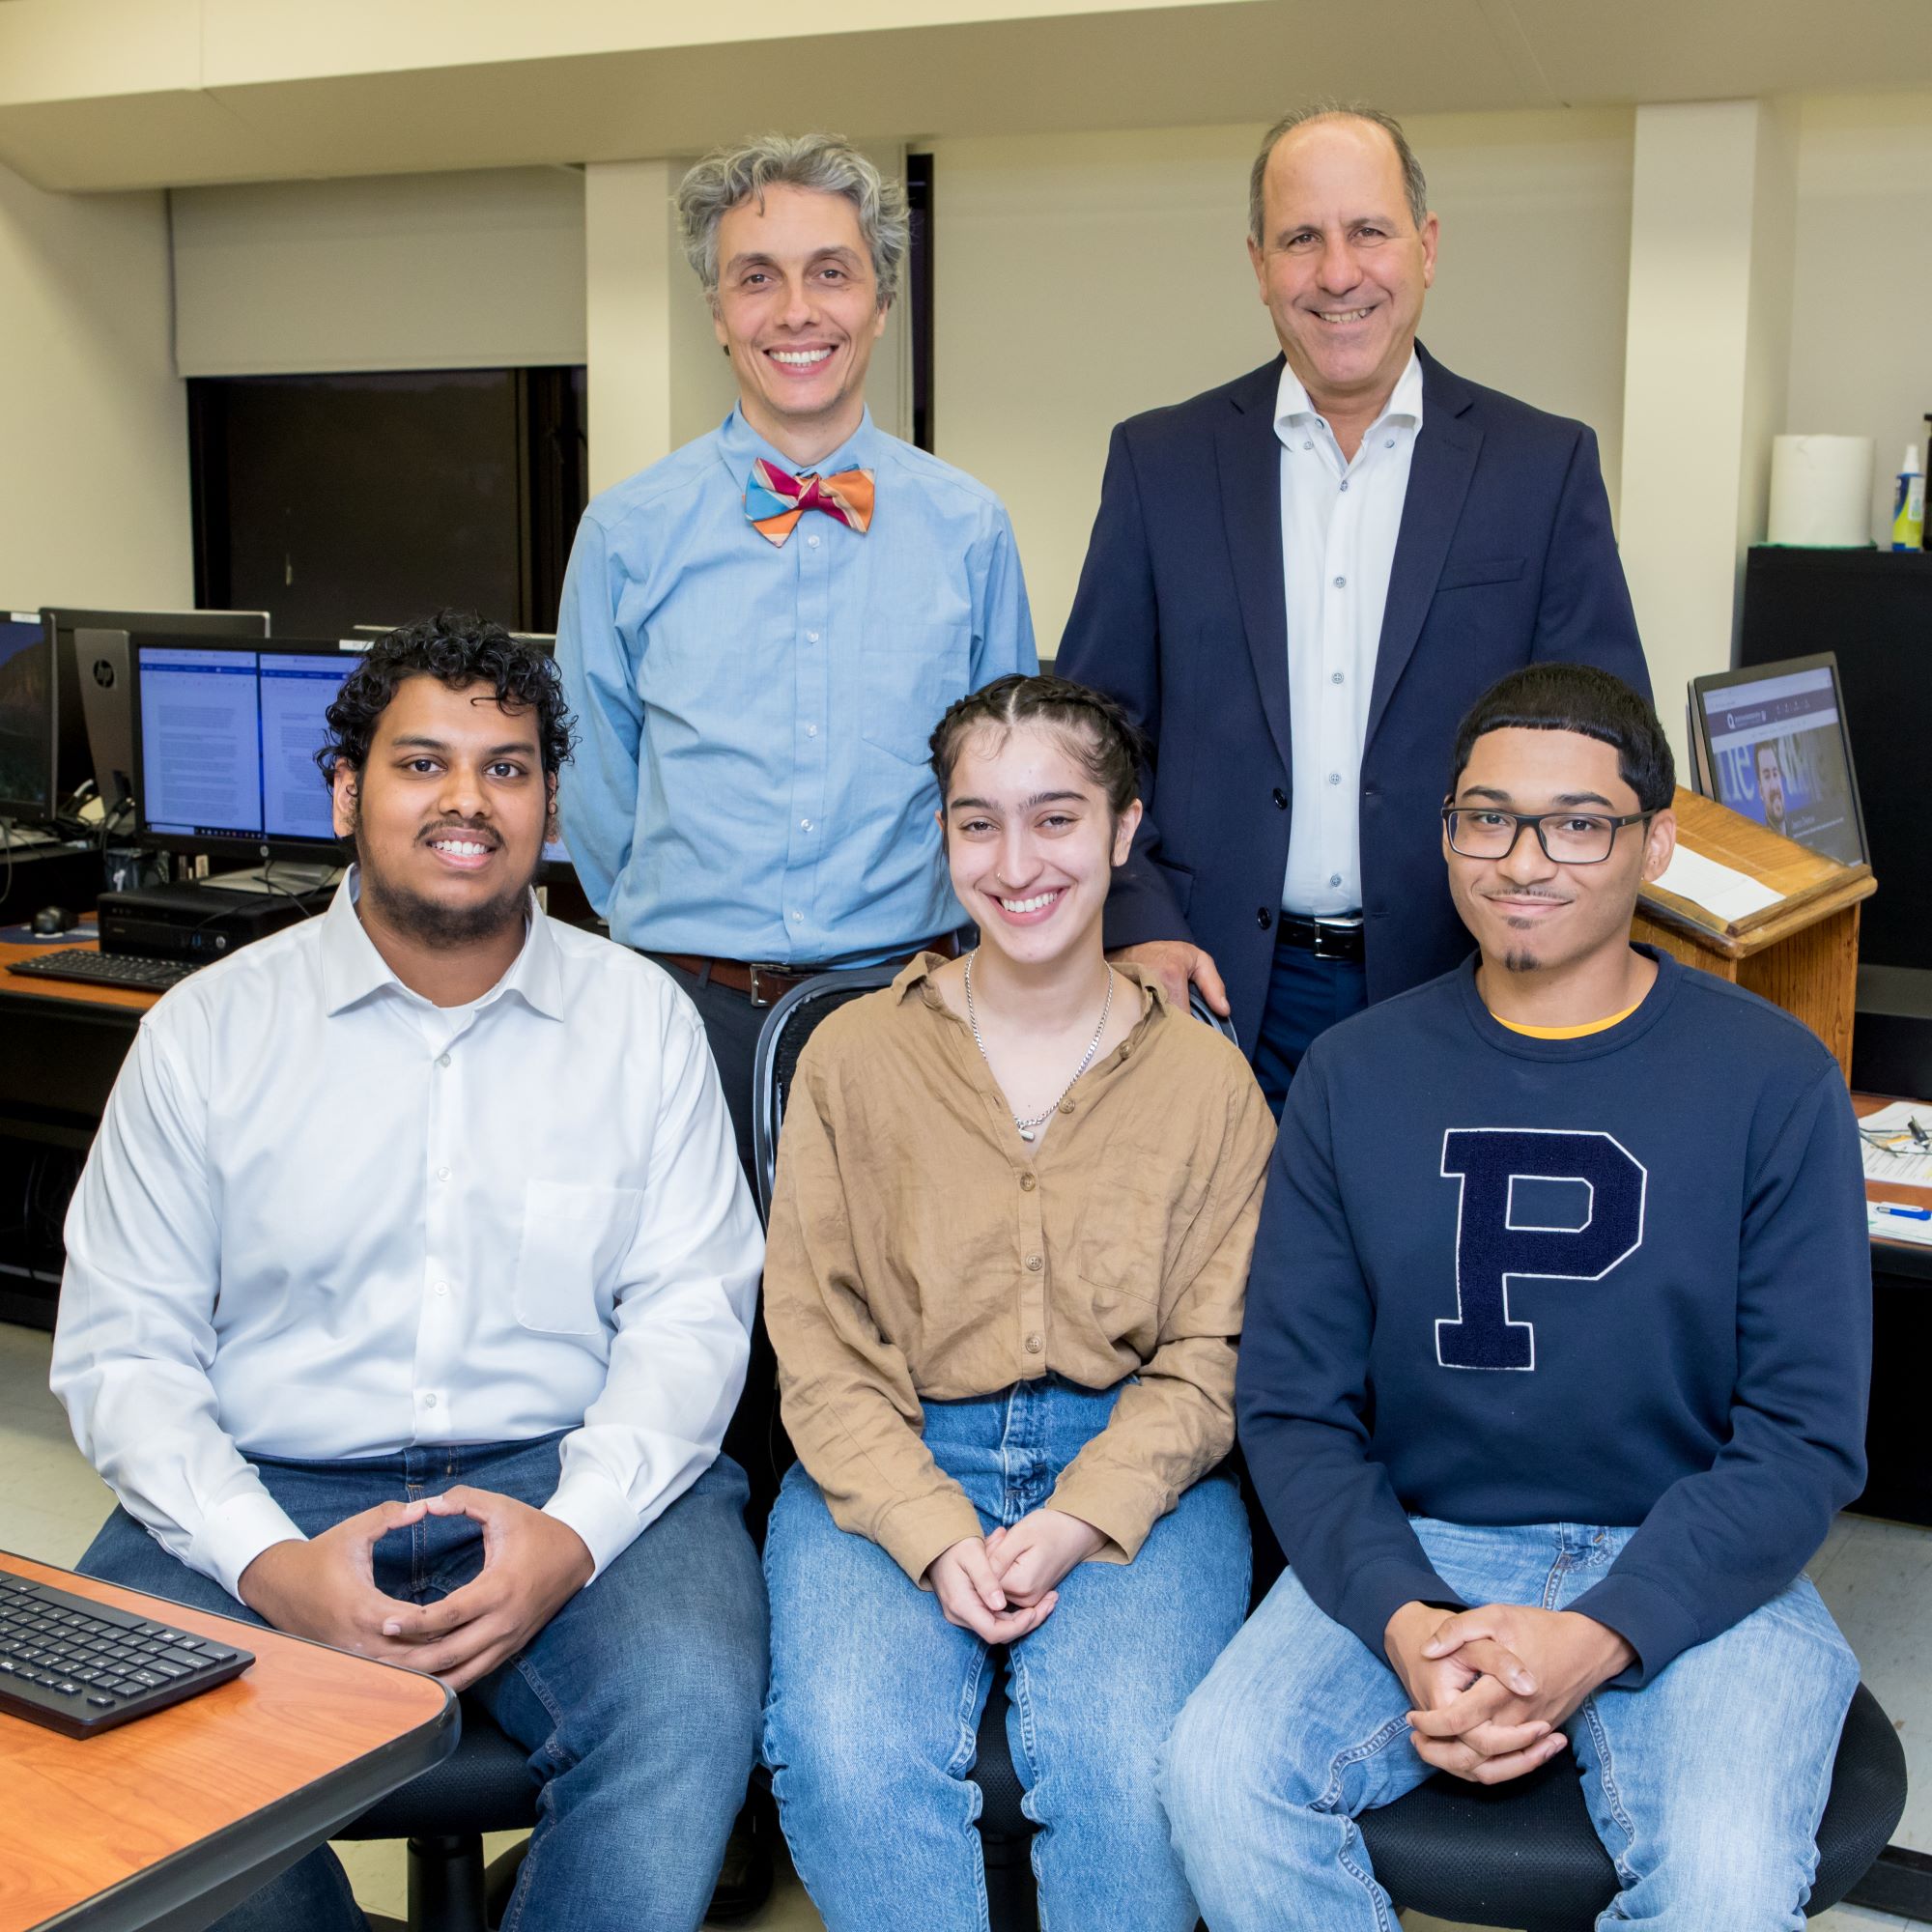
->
[1634, 788, 1874, 1079]
[0, 1550, 453, 1932]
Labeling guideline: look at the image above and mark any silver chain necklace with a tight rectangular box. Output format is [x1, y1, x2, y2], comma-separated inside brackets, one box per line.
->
[962, 951, 1114, 1143]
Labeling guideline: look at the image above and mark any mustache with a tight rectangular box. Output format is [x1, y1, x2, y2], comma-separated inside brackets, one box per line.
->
[417, 819, 499, 847]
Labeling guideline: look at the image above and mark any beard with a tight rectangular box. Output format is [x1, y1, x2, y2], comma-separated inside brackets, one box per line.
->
[1502, 947, 1541, 974]
[355, 827, 538, 950]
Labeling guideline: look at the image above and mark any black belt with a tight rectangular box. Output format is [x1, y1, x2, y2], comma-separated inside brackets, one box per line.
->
[1276, 914, 1366, 963]
[655, 932, 962, 1008]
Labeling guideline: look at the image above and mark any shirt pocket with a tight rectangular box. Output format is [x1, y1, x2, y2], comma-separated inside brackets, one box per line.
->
[860, 621, 971, 764]
[1072, 1171, 1172, 1307]
[1436, 555, 1525, 593]
[1073, 1273, 1164, 1362]
[512, 1180, 644, 1337]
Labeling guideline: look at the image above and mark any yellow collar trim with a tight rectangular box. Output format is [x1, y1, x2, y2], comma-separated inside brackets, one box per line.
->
[1490, 1000, 1643, 1040]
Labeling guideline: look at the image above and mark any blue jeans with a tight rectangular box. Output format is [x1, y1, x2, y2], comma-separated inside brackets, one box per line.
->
[762, 1379, 1250, 1932]
[1163, 1518, 1859, 1931]
[1253, 942, 1368, 1117]
[78, 1437, 767, 1932]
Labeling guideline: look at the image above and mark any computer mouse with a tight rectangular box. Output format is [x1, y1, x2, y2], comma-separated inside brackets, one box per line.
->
[31, 906, 73, 937]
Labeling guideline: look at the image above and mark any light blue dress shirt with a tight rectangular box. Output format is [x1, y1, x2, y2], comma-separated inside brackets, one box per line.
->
[556, 407, 1037, 967]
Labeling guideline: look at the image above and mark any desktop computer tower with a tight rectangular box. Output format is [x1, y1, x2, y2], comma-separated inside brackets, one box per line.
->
[97, 882, 323, 962]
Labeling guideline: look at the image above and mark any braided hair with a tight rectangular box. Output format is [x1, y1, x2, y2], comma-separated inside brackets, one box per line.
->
[928, 673, 1148, 818]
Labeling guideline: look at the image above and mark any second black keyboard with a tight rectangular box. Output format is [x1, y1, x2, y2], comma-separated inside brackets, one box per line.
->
[0, 1571, 252, 1737]
[6, 948, 198, 992]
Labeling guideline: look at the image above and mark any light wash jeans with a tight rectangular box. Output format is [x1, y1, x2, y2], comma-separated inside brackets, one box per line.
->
[762, 1378, 1250, 1932]
[1162, 1518, 1859, 1931]
[78, 1435, 767, 1932]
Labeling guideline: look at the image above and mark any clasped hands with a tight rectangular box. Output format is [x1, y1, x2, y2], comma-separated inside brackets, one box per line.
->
[1383, 1600, 1635, 1786]
[238, 1485, 593, 1691]
[924, 1508, 1105, 1642]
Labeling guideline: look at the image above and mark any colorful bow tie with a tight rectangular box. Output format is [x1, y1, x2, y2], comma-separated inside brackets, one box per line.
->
[745, 460, 875, 547]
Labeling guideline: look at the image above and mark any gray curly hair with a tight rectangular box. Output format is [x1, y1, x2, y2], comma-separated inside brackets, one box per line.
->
[676, 132, 910, 309]
[1248, 103, 1429, 244]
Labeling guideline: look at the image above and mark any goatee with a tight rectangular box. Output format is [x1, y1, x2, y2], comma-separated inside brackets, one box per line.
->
[356, 838, 535, 949]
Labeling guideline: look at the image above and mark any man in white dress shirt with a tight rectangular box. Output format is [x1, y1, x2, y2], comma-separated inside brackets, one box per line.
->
[51, 614, 767, 1932]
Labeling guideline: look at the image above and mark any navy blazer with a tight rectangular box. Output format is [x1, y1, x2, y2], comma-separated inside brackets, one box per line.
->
[1056, 344, 1650, 1056]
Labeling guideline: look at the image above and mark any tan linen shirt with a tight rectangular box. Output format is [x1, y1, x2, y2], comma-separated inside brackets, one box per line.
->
[764, 953, 1276, 1586]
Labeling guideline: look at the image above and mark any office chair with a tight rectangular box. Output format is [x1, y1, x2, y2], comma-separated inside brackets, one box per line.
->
[343, 1697, 538, 1932]
[1353, 1676, 1906, 1928]
[752, 966, 1239, 1932]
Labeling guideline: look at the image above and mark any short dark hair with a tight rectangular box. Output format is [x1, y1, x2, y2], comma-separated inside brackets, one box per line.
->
[1448, 664, 1674, 811]
[1754, 739, 1783, 770]
[928, 673, 1147, 818]
[317, 611, 575, 786]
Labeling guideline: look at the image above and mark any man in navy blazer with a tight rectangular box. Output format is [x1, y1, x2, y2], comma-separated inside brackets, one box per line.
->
[1057, 104, 1649, 1106]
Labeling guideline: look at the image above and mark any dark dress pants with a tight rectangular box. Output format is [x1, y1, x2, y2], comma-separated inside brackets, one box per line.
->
[1252, 941, 1370, 1119]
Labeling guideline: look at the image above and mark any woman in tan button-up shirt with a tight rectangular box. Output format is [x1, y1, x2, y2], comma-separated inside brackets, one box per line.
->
[760, 674, 1276, 1932]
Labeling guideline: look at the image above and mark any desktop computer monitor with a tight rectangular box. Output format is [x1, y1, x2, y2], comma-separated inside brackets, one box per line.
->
[131, 636, 358, 873]
[0, 610, 55, 827]
[131, 635, 573, 878]
[45, 607, 269, 818]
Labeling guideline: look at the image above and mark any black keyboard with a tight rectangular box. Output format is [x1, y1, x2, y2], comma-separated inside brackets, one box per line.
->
[6, 948, 197, 992]
[0, 1572, 252, 1737]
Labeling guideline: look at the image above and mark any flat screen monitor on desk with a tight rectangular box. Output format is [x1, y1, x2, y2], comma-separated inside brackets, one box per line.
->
[131, 636, 576, 882]
[0, 610, 54, 827]
[131, 638, 357, 883]
[1689, 653, 1869, 868]
[46, 607, 269, 818]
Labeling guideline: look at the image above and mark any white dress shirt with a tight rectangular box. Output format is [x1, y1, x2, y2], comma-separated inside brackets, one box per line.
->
[51, 876, 763, 1600]
[1276, 350, 1425, 916]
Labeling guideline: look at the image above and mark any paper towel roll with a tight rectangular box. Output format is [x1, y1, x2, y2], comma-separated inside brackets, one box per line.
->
[1767, 435, 1875, 547]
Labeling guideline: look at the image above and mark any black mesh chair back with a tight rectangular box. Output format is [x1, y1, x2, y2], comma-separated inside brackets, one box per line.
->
[753, 966, 900, 1221]
[1187, 989, 1239, 1047]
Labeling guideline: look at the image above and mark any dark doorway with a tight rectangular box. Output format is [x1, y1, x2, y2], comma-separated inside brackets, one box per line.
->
[907, 153, 935, 454]
[187, 366, 586, 636]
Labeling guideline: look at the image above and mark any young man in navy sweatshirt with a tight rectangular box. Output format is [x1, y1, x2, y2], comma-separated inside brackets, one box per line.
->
[1162, 664, 1870, 1929]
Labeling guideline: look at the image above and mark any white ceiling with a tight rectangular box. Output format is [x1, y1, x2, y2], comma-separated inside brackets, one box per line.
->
[3, 0, 1931, 191]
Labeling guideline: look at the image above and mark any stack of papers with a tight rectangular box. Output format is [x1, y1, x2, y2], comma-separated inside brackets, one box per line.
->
[1650, 844, 1783, 923]
[1859, 1101, 1932, 1187]
[1868, 1202, 1932, 1247]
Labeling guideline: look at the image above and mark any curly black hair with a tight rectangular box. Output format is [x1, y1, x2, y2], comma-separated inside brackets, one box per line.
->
[315, 611, 576, 785]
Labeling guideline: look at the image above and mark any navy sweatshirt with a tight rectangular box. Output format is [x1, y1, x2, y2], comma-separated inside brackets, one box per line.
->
[1237, 948, 1870, 1685]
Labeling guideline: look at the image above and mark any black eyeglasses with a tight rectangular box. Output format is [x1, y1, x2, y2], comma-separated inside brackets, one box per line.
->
[1441, 807, 1654, 866]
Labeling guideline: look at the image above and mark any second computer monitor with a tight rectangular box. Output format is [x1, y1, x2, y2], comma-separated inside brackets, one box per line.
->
[47, 606, 270, 815]
[133, 638, 355, 865]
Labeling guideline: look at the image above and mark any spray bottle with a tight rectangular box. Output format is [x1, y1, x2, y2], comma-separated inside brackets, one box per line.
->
[1892, 443, 1924, 552]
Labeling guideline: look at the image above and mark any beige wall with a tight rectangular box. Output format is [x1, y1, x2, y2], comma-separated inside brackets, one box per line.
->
[1788, 90, 1932, 541]
[930, 109, 1635, 655]
[173, 167, 588, 377]
[0, 159, 190, 609]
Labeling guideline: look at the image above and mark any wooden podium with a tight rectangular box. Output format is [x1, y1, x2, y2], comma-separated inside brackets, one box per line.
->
[1633, 788, 1875, 1080]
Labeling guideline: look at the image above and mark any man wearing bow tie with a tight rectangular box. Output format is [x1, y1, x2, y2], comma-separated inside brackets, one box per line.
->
[556, 132, 1036, 1182]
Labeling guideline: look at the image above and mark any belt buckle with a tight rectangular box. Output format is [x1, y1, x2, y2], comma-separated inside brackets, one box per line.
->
[747, 962, 785, 1008]
[1311, 918, 1361, 961]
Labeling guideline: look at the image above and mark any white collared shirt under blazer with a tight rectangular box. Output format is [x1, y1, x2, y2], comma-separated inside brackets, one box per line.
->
[51, 878, 763, 1601]
[1274, 349, 1424, 918]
